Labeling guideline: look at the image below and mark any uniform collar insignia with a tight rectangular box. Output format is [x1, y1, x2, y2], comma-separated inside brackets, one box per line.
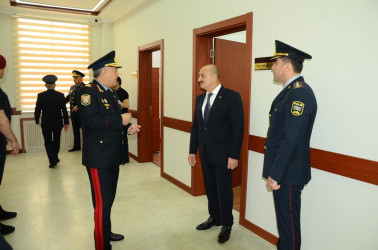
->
[293, 81, 303, 89]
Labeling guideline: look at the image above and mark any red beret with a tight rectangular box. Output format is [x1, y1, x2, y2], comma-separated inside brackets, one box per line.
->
[0, 55, 6, 70]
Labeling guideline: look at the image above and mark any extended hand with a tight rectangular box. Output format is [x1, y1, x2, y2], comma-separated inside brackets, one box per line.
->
[267, 176, 281, 190]
[72, 106, 78, 112]
[227, 157, 238, 170]
[64, 125, 69, 131]
[188, 154, 196, 167]
[128, 124, 141, 135]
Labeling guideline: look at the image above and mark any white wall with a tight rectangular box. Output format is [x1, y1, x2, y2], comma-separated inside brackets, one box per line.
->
[163, 127, 191, 187]
[113, 0, 378, 249]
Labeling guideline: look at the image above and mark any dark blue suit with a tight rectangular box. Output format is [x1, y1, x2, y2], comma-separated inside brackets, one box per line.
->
[190, 86, 244, 226]
[263, 76, 317, 249]
[66, 82, 85, 150]
[79, 80, 130, 250]
[34, 89, 69, 165]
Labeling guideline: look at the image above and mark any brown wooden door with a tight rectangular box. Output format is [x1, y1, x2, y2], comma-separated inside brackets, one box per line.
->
[152, 67, 160, 152]
[214, 38, 246, 187]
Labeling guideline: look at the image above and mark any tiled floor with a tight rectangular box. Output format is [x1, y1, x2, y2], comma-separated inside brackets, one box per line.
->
[0, 151, 275, 250]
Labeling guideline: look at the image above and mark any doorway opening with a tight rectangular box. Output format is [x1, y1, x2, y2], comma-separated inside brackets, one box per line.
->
[192, 13, 252, 225]
[152, 51, 161, 167]
[214, 31, 246, 212]
[138, 40, 164, 171]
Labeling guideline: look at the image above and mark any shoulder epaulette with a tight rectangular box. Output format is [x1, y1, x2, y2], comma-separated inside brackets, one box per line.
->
[85, 83, 91, 87]
[292, 81, 303, 89]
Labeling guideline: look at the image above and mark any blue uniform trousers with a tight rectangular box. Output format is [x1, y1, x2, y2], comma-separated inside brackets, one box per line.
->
[273, 185, 304, 250]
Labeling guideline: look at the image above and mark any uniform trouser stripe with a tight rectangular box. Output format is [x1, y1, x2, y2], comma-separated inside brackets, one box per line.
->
[91, 169, 104, 250]
[274, 185, 303, 250]
[289, 186, 295, 250]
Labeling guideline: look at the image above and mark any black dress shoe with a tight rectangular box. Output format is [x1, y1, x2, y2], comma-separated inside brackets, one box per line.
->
[0, 223, 15, 235]
[218, 226, 232, 243]
[57, 158, 60, 163]
[68, 148, 80, 152]
[110, 232, 124, 241]
[196, 217, 221, 230]
[49, 163, 57, 168]
[0, 206, 17, 220]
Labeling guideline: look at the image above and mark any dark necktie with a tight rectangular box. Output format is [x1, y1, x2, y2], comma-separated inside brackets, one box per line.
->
[204, 93, 213, 124]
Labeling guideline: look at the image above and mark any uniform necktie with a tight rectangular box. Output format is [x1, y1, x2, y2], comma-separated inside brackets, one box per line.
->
[204, 93, 213, 124]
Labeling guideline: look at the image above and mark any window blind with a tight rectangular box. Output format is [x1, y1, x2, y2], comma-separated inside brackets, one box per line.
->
[12, 17, 92, 111]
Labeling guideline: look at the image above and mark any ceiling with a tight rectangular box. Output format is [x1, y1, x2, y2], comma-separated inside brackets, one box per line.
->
[0, 0, 157, 23]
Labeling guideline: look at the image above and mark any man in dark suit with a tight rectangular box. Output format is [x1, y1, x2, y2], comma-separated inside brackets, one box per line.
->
[66, 70, 85, 152]
[79, 51, 140, 250]
[263, 40, 317, 250]
[35, 75, 69, 168]
[0, 54, 20, 249]
[188, 64, 244, 244]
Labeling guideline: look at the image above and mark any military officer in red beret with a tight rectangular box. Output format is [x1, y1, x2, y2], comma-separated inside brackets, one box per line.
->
[0, 54, 20, 250]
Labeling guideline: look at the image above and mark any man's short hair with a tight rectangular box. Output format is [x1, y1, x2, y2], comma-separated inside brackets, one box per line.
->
[93, 68, 103, 78]
[281, 56, 303, 73]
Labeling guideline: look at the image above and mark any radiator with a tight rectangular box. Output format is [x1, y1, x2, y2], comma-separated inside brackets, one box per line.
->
[22, 120, 75, 152]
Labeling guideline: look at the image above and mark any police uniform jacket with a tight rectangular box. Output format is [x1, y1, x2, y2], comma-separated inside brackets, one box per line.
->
[189, 86, 244, 164]
[79, 80, 129, 168]
[66, 83, 85, 110]
[263, 76, 317, 185]
[34, 89, 69, 129]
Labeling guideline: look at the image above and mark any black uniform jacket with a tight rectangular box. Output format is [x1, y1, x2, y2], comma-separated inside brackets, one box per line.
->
[79, 80, 129, 168]
[0, 89, 11, 184]
[263, 77, 317, 185]
[189, 86, 244, 164]
[34, 89, 69, 129]
[66, 82, 85, 110]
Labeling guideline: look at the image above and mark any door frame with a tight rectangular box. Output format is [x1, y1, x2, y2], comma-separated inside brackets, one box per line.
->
[137, 39, 164, 176]
[192, 13, 252, 226]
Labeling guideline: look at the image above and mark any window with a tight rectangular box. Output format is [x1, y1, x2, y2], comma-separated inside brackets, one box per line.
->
[12, 17, 92, 111]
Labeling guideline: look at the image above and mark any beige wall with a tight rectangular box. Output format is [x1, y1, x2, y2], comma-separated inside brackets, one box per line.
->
[113, 0, 378, 249]
[0, 11, 113, 149]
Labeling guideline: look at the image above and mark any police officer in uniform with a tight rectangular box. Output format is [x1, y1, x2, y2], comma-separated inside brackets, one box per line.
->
[66, 70, 85, 152]
[263, 41, 317, 250]
[79, 51, 140, 250]
[0, 54, 21, 250]
[35, 75, 69, 168]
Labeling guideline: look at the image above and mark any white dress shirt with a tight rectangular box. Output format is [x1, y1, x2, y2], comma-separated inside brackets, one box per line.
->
[202, 84, 222, 118]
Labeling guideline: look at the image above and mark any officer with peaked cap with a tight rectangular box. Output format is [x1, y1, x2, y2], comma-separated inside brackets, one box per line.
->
[263, 40, 317, 250]
[0, 54, 20, 250]
[78, 51, 140, 250]
[35, 75, 69, 168]
[65, 70, 86, 152]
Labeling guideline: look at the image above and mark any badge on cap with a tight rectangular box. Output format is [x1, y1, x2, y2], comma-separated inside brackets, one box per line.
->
[81, 94, 91, 106]
[291, 101, 305, 116]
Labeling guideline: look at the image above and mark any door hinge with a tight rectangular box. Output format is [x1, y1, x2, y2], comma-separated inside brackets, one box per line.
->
[210, 49, 215, 58]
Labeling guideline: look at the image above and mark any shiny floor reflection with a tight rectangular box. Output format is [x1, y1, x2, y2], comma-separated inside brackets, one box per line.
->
[0, 151, 275, 250]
